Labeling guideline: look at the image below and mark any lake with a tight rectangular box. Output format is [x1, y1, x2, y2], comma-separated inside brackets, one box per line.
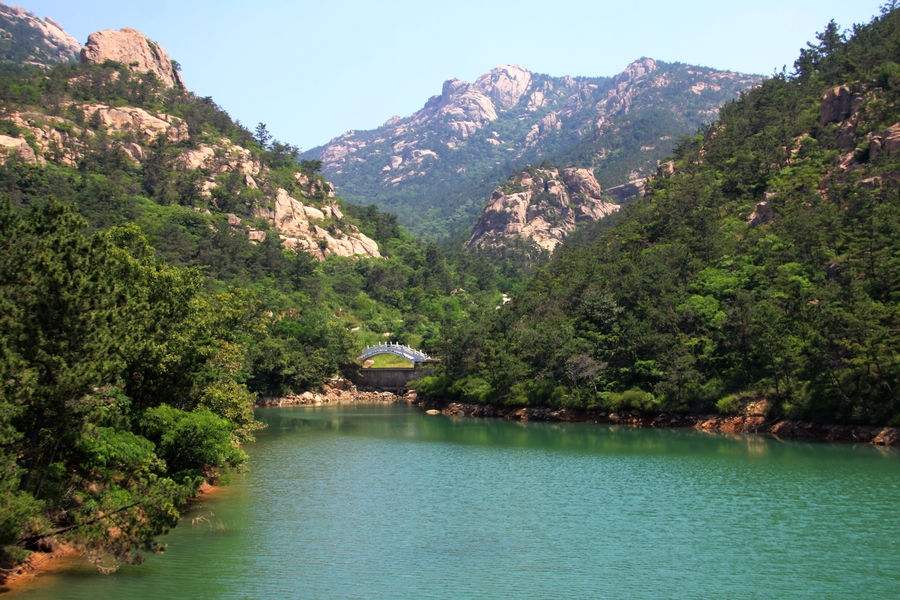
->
[8, 404, 900, 599]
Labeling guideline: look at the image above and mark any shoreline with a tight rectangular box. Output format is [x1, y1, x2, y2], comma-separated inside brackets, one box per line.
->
[0, 479, 226, 593]
[4, 379, 411, 590]
[258, 379, 899, 447]
[0, 543, 79, 594]
[255, 376, 415, 407]
[419, 399, 900, 446]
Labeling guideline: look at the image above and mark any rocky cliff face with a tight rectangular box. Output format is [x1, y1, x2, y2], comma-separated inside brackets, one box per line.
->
[0, 3, 80, 66]
[306, 60, 761, 238]
[0, 25, 378, 260]
[466, 166, 619, 252]
[80, 28, 185, 89]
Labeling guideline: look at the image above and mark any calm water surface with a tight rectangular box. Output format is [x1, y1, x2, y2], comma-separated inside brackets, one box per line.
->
[8, 404, 900, 599]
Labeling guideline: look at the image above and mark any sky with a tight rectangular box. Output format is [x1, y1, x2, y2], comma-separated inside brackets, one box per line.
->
[15, 0, 888, 151]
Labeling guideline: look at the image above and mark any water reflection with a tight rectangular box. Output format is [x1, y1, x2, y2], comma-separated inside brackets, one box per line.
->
[256, 404, 896, 466]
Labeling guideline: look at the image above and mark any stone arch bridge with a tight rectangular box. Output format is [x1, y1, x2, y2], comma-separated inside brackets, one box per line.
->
[348, 342, 439, 392]
[357, 342, 434, 364]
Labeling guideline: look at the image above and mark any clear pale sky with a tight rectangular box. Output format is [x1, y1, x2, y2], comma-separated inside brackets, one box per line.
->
[15, 0, 888, 150]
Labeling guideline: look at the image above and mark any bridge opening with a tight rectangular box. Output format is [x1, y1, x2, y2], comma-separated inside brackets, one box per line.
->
[348, 342, 439, 392]
[362, 354, 413, 369]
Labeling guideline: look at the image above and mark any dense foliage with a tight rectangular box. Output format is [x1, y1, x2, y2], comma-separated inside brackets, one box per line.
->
[420, 8, 900, 426]
[6, 5, 896, 573]
[0, 56, 513, 394]
[0, 202, 261, 567]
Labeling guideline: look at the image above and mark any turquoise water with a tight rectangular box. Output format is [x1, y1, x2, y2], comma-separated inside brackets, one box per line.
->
[7, 404, 900, 599]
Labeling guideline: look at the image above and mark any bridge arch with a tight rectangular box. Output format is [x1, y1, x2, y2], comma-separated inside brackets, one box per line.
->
[358, 342, 433, 365]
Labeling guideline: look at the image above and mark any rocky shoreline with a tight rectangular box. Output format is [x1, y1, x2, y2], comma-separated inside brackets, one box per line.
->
[0, 542, 77, 592]
[255, 377, 416, 407]
[257, 381, 899, 446]
[419, 399, 900, 446]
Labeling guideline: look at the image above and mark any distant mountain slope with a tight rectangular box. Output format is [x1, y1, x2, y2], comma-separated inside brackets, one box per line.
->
[0, 2, 80, 66]
[306, 60, 761, 238]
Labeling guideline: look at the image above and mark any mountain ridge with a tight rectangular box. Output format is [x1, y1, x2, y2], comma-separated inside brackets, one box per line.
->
[306, 59, 762, 238]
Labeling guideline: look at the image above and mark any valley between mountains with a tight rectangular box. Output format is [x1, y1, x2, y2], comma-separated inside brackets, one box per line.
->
[1, 1, 898, 581]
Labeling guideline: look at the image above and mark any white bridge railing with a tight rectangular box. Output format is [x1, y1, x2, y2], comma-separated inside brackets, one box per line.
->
[358, 342, 433, 364]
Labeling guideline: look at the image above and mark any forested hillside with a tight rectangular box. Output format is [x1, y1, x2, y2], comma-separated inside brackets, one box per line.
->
[421, 8, 900, 427]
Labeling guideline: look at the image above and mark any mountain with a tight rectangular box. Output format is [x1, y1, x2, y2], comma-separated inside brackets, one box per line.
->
[306, 60, 762, 238]
[422, 9, 900, 428]
[0, 3, 80, 66]
[0, 11, 512, 365]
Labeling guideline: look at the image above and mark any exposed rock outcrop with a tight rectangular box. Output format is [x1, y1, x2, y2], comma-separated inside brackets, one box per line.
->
[0, 104, 188, 167]
[466, 166, 619, 252]
[0, 133, 41, 164]
[603, 178, 647, 203]
[252, 188, 380, 259]
[80, 103, 188, 142]
[0, 4, 81, 66]
[819, 84, 863, 126]
[257, 377, 415, 406]
[80, 28, 185, 89]
[415, 77, 499, 142]
[474, 64, 532, 109]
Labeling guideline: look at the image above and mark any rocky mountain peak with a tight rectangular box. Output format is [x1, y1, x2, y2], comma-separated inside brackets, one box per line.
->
[0, 3, 81, 65]
[80, 27, 185, 89]
[621, 57, 659, 80]
[413, 76, 497, 143]
[474, 65, 532, 108]
[441, 78, 471, 98]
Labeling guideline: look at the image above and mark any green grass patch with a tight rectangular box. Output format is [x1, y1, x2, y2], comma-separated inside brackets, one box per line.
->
[363, 353, 413, 368]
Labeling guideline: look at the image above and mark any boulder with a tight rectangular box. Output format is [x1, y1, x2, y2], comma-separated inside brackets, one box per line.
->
[873, 428, 900, 446]
[819, 85, 853, 126]
[0, 134, 41, 164]
[747, 192, 776, 227]
[81, 28, 185, 89]
[881, 123, 900, 156]
[562, 167, 604, 198]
